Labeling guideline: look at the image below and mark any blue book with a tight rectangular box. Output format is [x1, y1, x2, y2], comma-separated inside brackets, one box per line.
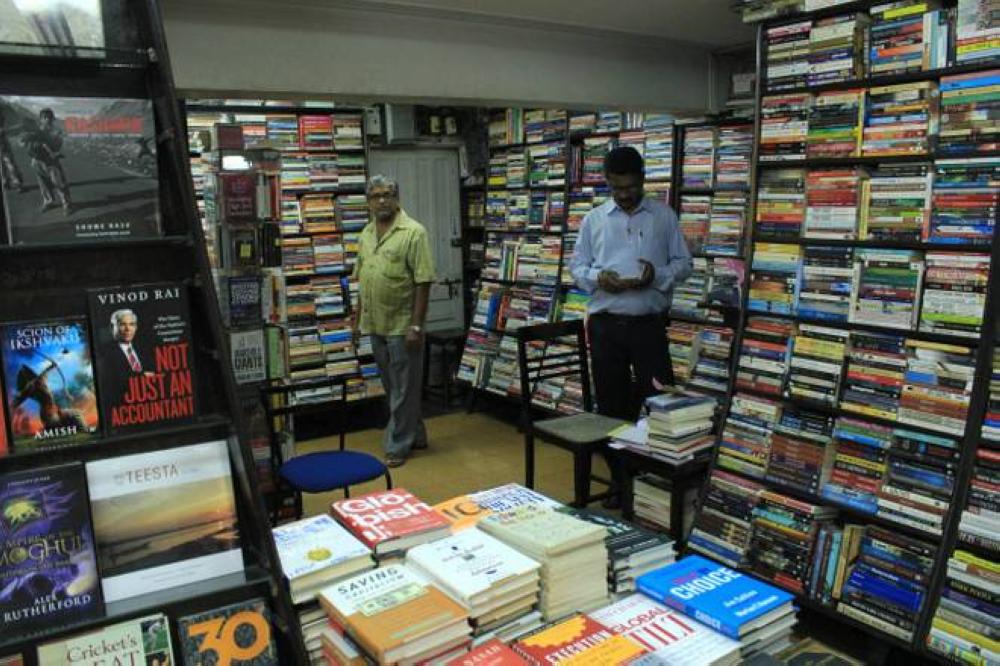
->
[635, 555, 794, 640]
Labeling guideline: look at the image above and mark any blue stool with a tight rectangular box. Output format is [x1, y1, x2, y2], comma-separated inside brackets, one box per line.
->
[279, 450, 392, 519]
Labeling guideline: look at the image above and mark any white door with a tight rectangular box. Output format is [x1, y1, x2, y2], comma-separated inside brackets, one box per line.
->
[369, 148, 464, 332]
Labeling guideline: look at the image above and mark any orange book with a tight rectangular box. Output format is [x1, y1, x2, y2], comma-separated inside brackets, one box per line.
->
[319, 563, 469, 664]
[434, 495, 492, 533]
[444, 639, 529, 665]
[513, 615, 647, 665]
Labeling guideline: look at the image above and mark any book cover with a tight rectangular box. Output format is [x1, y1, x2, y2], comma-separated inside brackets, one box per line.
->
[178, 597, 278, 665]
[37, 613, 172, 666]
[85, 440, 243, 603]
[433, 495, 492, 532]
[1, 318, 99, 452]
[217, 172, 257, 222]
[272, 514, 370, 582]
[225, 275, 262, 328]
[512, 615, 618, 665]
[88, 283, 198, 434]
[0, 96, 159, 244]
[330, 488, 449, 552]
[443, 639, 528, 665]
[590, 593, 741, 665]
[636, 555, 794, 640]
[468, 484, 562, 513]
[0, 0, 104, 58]
[0, 463, 103, 637]
[230, 329, 265, 385]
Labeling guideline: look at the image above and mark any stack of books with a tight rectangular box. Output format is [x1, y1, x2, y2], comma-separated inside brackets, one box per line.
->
[268, 113, 299, 147]
[765, 21, 812, 91]
[786, 324, 849, 405]
[299, 114, 334, 150]
[680, 196, 712, 254]
[749, 243, 802, 314]
[528, 144, 566, 189]
[929, 158, 999, 245]
[707, 191, 748, 256]
[877, 428, 958, 534]
[561, 508, 675, 594]
[743, 0, 806, 24]
[330, 488, 452, 560]
[840, 331, 906, 420]
[807, 90, 864, 158]
[750, 491, 836, 594]
[716, 124, 753, 189]
[667, 321, 700, 384]
[798, 245, 853, 321]
[958, 446, 999, 552]
[579, 137, 612, 185]
[690, 325, 737, 394]
[807, 14, 868, 87]
[755, 169, 806, 238]
[919, 252, 989, 338]
[869, 1, 947, 74]
[955, 0, 1000, 64]
[569, 112, 596, 133]
[736, 316, 795, 396]
[863, 82, 936, 156]
[406, 528, 541, 636]
[849, 249, 923, 330]
[335, 194, 368, 231]
[590, 594, 742, 665]
[688, 470, 763, 567]
[480, 505, 609, 619]
[644, 121, 675, 182]
[332, 115, 364, 151]
[863, 162, 932, 242]
[273, 514, 373, 605]
[927, 550, 1000, 663]
[985, 348, 1000, 442]
[803, 167, 867, 239]
[319, 563, 471, 663]
[718, 392, 781, 480]
[836, 526, 934, 641]
[336, 153, 366, 186]
[524, 109, 566, 144]
[766, 406, 836, 494]
[899, 339, 975, 436]
[632, 473, 675, 533]
[637, 555, 798, 658]
[822, 417, 891, 513]
[682, 127, 717, 188]
[645, 391, 718, 461]
[489, 109, 524, 146]
[939, 70, 999, 154]
[760, 94, 811, 162]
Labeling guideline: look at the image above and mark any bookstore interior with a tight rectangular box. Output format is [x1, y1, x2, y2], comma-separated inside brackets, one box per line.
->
[0, 0, 998, 664]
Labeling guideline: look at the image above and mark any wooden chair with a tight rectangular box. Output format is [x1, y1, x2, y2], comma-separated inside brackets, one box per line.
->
[514, 320, 629, 507]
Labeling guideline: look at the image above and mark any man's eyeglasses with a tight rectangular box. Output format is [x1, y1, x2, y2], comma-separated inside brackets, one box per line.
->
[367, 191, 397, 201]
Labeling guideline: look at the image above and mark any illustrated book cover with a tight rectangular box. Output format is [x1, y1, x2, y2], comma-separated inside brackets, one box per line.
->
[85, 439, 243, 603]
[89, 283, 198, 434]
[0, 463, 103, 637]
[178, 597, 278, 665]
[1, 318, 99, 452]
[0, 95, 159, 243]
[0, 0, 104, 59]
[37, 613, 172, 665]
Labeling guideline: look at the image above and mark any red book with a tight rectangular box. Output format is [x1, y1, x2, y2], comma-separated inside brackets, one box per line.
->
[513, 615, 646, 665]
[330, 488, 450, 555]
[444, 640, 528, 666]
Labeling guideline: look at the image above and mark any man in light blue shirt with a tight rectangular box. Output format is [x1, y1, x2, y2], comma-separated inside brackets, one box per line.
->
[571, 146, 692, 420]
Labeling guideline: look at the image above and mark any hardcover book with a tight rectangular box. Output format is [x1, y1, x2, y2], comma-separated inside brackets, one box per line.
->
[0, 0, 104, 58]
[230, 329, 265, 385]
[0, 95, 159, 243]
[512, 614, 639, 665]
[85, 440, 243, 603]
[636, 555, 795, 640]
[272, 514, 372, 604]
[37, 613, 172, 666]
[1, 318, 99, 451]
[178, 597, 278, 665]
[0, 463, 103, 637]
[443, 639, 528, 665]
[224, 275, 262, 328]
[330, 488, 450, 555]
[88, 283, 198, 434]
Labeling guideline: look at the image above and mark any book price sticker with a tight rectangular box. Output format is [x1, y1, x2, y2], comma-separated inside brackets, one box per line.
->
[360, 582, 427, 617]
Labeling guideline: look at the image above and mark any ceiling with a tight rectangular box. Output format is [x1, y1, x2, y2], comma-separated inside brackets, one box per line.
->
[334, 0, 754, 47]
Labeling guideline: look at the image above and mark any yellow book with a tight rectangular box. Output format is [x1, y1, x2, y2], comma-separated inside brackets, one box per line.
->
[932, 618, 1000, 654]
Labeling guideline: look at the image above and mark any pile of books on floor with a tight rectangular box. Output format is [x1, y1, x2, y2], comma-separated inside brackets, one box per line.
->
[926, 549, 1000, 664]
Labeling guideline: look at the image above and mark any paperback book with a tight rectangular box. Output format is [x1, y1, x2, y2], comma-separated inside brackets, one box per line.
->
[178, 598, 278, 665]
[37, 614, 171, 666]
[0, 95, 160, 243]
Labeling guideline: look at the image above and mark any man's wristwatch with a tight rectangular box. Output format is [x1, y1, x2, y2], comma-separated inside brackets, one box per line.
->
[410, 325, 423, 333]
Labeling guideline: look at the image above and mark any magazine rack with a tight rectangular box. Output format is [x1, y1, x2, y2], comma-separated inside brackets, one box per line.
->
[0, 0, 306, 661]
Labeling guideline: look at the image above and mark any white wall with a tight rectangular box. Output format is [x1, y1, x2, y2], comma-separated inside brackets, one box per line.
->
[161, 0, 714, 113]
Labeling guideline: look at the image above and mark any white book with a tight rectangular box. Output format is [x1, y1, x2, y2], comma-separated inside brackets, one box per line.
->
[479, 505, 605, 557]
[590, 594, 740, 666]
[406, 528, 540, 607]
[273, 514, 373, 602]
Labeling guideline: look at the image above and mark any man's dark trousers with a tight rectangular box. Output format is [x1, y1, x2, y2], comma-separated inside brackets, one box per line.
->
[588, 312, 674, 497]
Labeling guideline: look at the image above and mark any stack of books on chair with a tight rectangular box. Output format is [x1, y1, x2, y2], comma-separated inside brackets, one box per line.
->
[480, 505, 609, 620]
[406, 529, 542, 637]
[560, 508, 676, 594]
[644, 391, 719, 462]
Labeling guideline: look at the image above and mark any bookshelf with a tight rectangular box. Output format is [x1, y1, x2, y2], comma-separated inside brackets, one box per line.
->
[0, 1, 305, 662]
[687, 0, 999, 660]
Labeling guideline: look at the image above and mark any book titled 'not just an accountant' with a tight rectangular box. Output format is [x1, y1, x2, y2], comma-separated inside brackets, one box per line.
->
[636, 555, 794, 640]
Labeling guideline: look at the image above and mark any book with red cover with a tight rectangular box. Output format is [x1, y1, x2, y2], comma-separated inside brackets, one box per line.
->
[444, 639, 528, 666]
[330, 488, 450, 555]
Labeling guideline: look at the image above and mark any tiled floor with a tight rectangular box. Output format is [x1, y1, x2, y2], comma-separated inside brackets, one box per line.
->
[298, 411, 610, 517]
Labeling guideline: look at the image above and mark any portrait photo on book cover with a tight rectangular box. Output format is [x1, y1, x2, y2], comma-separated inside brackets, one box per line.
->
[0, 95, 160, 244]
